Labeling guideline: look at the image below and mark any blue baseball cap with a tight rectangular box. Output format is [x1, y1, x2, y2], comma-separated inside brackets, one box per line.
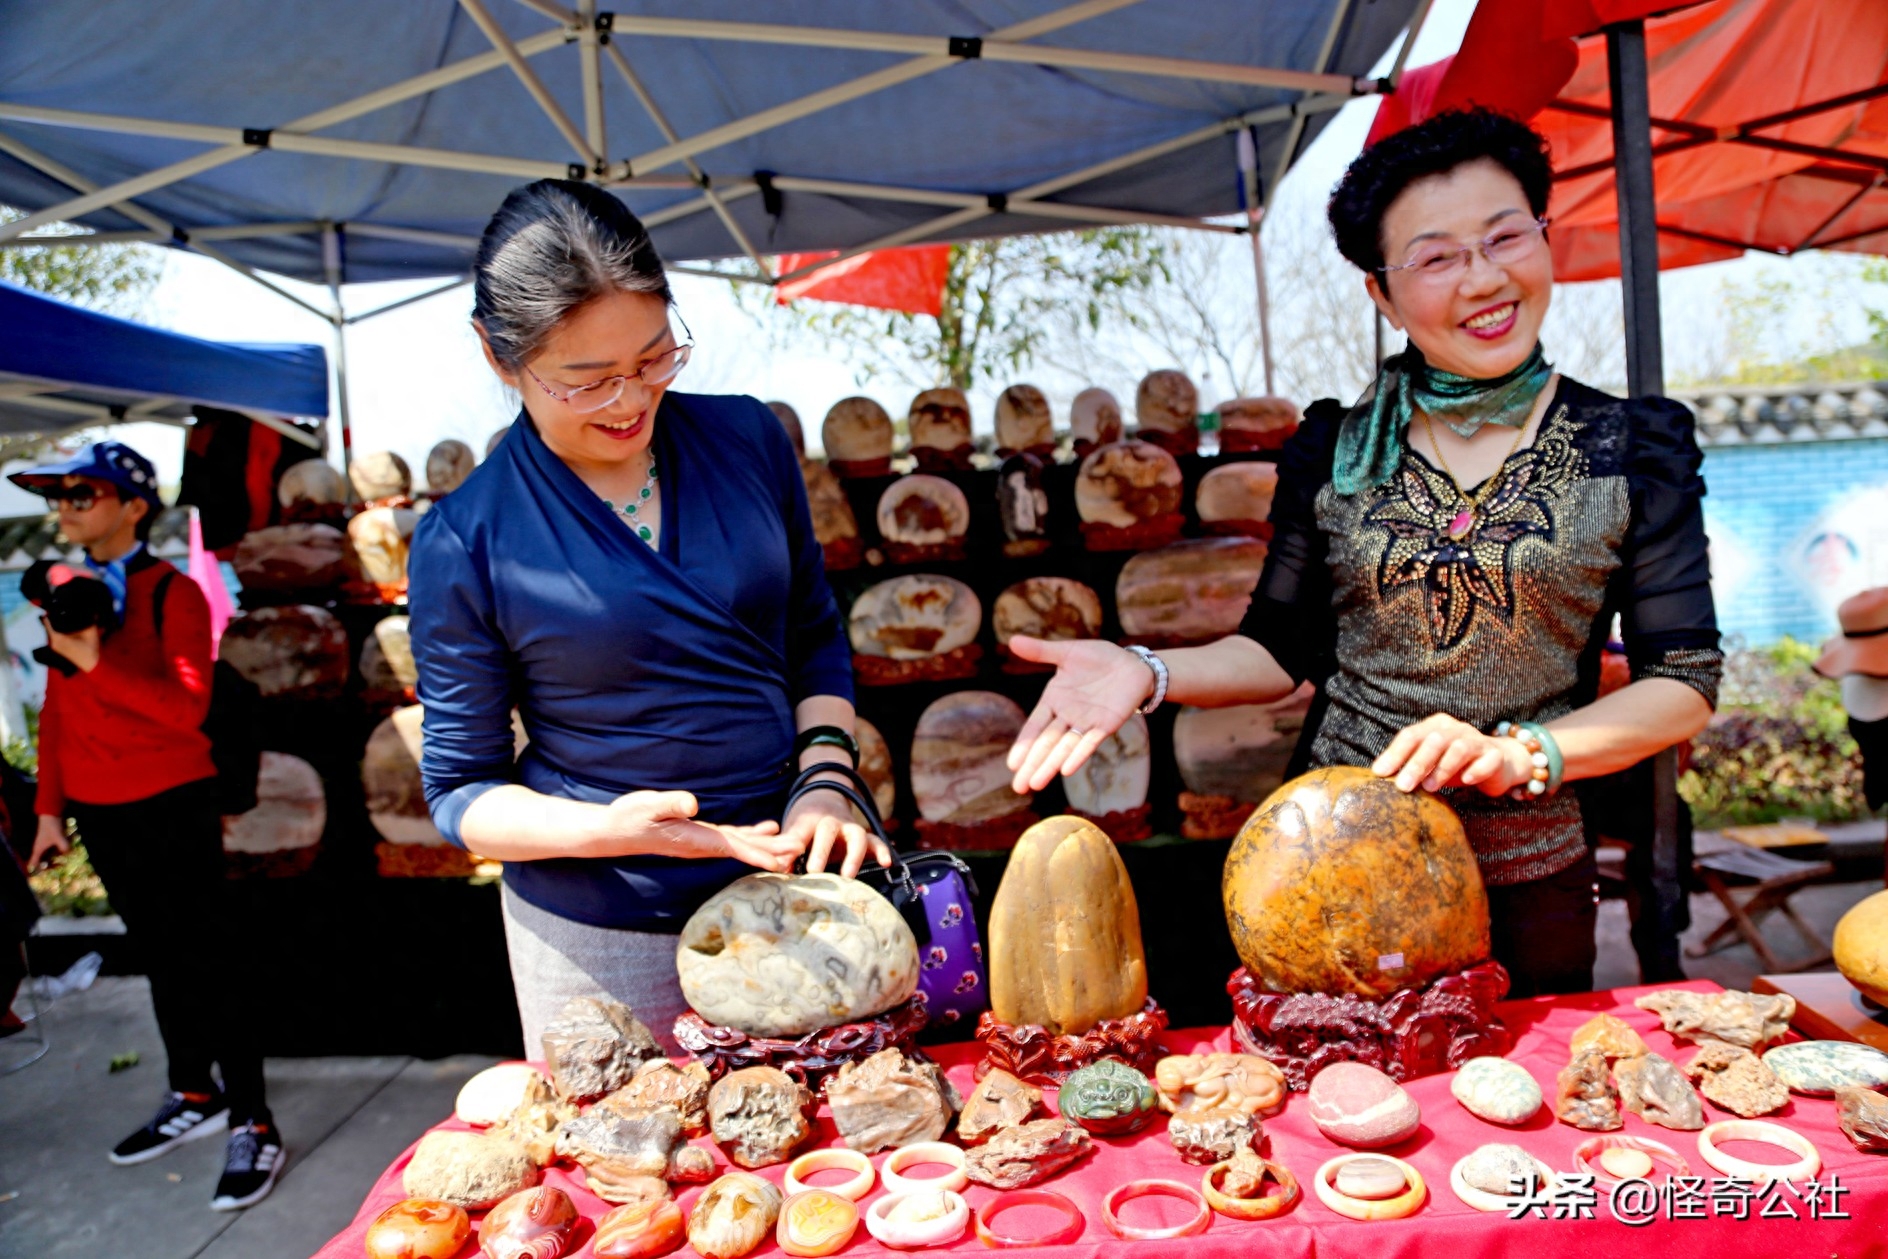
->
[10, 440, 162, 507]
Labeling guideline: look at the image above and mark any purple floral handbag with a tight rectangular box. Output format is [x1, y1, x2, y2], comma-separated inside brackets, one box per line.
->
[786, 766, 988, 1030]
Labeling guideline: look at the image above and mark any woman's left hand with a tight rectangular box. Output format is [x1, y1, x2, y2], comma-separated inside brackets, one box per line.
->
[781, 786, 893, 879]
[1372, 712, 1535, 796]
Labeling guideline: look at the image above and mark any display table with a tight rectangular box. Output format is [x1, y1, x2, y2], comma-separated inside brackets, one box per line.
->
[314, 980, 1887, 1259]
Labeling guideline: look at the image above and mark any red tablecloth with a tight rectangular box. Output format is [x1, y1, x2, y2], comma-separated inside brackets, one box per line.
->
[313, 980, 1887, 1259]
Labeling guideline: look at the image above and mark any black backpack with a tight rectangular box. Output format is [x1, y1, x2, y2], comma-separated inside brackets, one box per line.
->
[153, 570, 262, 816]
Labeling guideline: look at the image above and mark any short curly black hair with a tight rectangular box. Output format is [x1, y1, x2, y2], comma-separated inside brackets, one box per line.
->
[1327, 108, 1553, 274]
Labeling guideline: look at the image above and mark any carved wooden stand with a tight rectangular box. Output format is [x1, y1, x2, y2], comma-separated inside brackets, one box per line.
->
[974, 998, 1169, 1086]
[673, 995, 930, 1094]
[1079, 514, 1184, 553]
[1227, 960, 1512, 1090]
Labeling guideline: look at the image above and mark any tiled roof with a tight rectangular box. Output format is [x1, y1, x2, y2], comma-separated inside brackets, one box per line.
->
[0, 506, 192, 573]
[1672, 381, 1888, 447]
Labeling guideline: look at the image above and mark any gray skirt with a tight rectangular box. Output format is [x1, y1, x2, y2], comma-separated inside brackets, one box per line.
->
[500, 883, 691, 1055]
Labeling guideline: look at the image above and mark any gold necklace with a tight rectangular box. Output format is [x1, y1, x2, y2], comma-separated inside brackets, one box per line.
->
[1419, 408, 1529, 541]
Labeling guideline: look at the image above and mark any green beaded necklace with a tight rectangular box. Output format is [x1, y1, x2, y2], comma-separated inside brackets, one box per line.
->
[600, 454, 660, 545]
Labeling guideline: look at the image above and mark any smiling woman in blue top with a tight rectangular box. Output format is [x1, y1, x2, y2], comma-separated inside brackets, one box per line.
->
[409, 179, 888, 1049]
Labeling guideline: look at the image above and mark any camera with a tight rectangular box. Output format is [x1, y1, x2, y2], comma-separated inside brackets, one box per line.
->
[23, 561, 118, 676]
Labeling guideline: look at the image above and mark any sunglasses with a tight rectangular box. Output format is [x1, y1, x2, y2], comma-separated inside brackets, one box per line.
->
[44, 486, 117, 511]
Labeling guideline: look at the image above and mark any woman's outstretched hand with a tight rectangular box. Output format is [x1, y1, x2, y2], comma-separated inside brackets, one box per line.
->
[782, 785, 893, 879]
[1005, 636, 1153, 793]
[1372, 713, 1534, 796]
[600, 789, 805, 871]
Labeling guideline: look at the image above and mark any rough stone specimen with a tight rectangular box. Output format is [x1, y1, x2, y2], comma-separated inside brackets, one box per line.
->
[1115, 537, 1267, 644]
[1555, 1049, 1623, 1131]
[278, 458, 348, 511]
[1217, 1148, 1273, 1200]
[555, 1106, 695, 1187]
[995, 384, 1055, 455]
[359, 615, 418, 705]
[822, 397, 894, 477]
[479, 1185, 579, 1259]
[1061, 713, 1151, 819]
[364, 1199, 471, 1259]
[1633, 989, 1796, 1051]
[1168, 1108, 1263, 1165]
[707, 1067, 812, 1168]
[1460, 1144, 1541, 1196]
[848, 575, 981, 662]
[825, 1048, 960, 1153]
[1194, 462, 1280, 537]
[351, 449, 413, 502]
[1682, 1043, 1788, 1117]
[348, 506, 419, 594]
[1450, 1056, 1542, 1125]
[221, 752, 324, 873]
[963, 1117, 1094, 1189]
[1153, 1053, 1287, 1117]
[233, 523, 356, 591]
[768, 401, 806, 454]
[220, 604, 350, 699]
[876, 475, 969, 558]
[1216, 396, 1301, 453]
[800, 458, 860, 569]
[1306, 1062, 1421, 1148]
[1761, 1040, 1888, 1095]
[688, 1172, 783, 1259]
[603, 1060, 713, 1133]
[957, 1069, 1042, 1144]
[1570, 1014, 1648, 1060]
[1835, 1084, 1888, 1152]
[364, 705, 443, 845]
[1334, 1155, 1406, 1200]
[456, 1063, 553, 1127]
[1615, 1052, 1704, 1130]
[1074, 440, 1183, 529]
[1134, 369, 1199, 453]
[401, 1131, 539, 1210]
[541, 997, 663, 1103]
[908, 387, 973, 469]
[1070, 387, 1123, 453]
[677, 873, 919, 1038]
[425, 439, 476, 496]
[1171, 694, 1311, 838]
[992, 578, 1102, 655]
[910, 692, 1033, 827]
[496, 1095, 579, 1168]
[1058, 1060, 1158, 1135]
[594, 1196, 688, 1259]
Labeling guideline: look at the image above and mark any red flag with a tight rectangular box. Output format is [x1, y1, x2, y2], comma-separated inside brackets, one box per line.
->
[774, 245, 951, 317]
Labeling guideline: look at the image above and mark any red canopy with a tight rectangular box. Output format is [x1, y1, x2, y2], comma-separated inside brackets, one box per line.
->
[774, 245, 952, 317]
[1369, 0, 1888, 280]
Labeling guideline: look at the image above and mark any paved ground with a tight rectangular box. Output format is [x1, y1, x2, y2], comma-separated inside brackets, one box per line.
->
[2, 844, 1881, 1259]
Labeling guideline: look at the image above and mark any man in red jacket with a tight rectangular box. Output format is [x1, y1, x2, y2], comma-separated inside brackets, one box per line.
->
[19, 442, 283, 1211]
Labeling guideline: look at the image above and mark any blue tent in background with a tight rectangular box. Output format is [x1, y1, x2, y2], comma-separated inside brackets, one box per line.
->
[0, 280, 329, 435]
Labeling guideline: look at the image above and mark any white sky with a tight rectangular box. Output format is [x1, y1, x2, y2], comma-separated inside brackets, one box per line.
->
[72, 0, 1872, 490]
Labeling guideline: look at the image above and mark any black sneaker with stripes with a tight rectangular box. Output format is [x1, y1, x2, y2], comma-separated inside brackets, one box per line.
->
[210, 1120, 285, 1211]
[109, 1090, 229, 1165]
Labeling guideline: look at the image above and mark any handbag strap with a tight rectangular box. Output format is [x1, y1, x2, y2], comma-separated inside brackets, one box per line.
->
[784, 763, 924, 918]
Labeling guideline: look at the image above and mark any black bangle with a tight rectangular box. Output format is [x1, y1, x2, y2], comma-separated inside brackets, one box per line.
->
[793, 725, 860, 769]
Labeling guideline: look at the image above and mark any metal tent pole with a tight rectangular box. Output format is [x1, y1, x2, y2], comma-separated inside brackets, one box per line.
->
[322, 224, 354, 487]
[1235, 129, 1276, 395]
[1607, 18, 1684, 979]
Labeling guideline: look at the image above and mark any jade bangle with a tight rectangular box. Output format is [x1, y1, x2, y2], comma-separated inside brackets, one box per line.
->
[1202, 1159, 1299, 1220]
[1697, 1120, 1820, 1184]
[1101, 1179, 1210, 1240]
[974, 1190, 1085, 1248]
[880, 1143, 969, 1195]
[784, 1148, 875, 1201]
[1313, 1155, 1426, 1221]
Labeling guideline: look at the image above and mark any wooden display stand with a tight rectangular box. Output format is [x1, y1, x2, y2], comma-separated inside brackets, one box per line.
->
[1752, 972, 1888, 1053]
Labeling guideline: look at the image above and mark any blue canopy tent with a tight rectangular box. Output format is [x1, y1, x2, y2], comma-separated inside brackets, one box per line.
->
[0, 0, 1432, 453]
[0, 280, 328, 438]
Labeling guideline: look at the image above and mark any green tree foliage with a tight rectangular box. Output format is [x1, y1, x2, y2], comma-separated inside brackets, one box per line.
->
[738, 229, 1171, 392]
[0, 206, 160, 315]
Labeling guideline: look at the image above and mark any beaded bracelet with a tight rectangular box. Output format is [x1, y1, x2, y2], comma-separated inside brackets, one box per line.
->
[1493, 720, 1563, 801]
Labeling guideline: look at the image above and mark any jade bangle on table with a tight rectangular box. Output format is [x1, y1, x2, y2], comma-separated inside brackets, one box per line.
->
[1101, 1180, 1210, 1240]
[974, 1190, 1085, 1248]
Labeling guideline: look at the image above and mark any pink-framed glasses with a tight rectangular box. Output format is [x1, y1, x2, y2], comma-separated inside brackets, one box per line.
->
[1379, 217, 1552, 285]
[523, 314, 695, 414]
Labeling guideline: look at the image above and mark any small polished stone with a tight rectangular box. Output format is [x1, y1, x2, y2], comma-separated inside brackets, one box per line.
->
[689, 1173, 783, 1259]
[595, 1196, 688, 1259]
[1762, 1041, 1888, 1095]
[479, 1185, 579, 1259]
[1836, 1085, 1888, 1152]
[1570, 1014, 1648, 1060]
[1307, 1063, 1420, 1149]
[365, 1198, 471, 1259]
[1334, 1155, 1407, 1200]
[457, 1064, 553, 1127]
[1460, 1145, 1538, 1196]
[1450, 1056, 1542, 1125]
[1598, 1147, 1654, 1179]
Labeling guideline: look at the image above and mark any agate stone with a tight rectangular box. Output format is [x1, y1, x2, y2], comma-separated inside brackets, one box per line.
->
[876, 475, 969, 554]
[1683, 1043, 1788, 1117]
[479, 1185, 578, 1259]
[351, 449, 412, 502]
[541, 997, 663, 1103]
[1115, 537, 1267, 644]
[689, 1173, 783, 1259]
[1194, 463, 1279, 536]
[1615, 1051, 1704, 1130]
[677, 873, 918, 1037]
[822, 397, 894, 475]
[1460, 1144, 1540, 1196]
[908, 387, 973, 468]
[497, 1095, 579, 1168]
[825, 1047, 961, 1153]
[1307, 1063, 1420, 1148]
[554, 1105, 688, 1183]
[1168, 1108, 1263, 1165]
[995, 384, 1055, 455]
[1554, 1049, 1622, 1131]
[707, 1067, 813, 1168]
[1061, 713, 1151, 818]
[365, 1198, 471, 1259]
[1761, 1040, 1888, 1095]
[603, 1060, 713, 1133]
[993, 578, 1101, 653]
[1058, 1060, 1158, 1135]
[1153, 1053, 1286, 1117]
[996, 454, 1051, 553]
[1074, 441, 1183, 528]
[1570, 1014, 1648, 1060]
[1836, 1084, 1888, 1153]
[1171, 696, 1307, 810]
[1216, 396, 1300, 452]
[1069, 387, 1123, 453]
[233, 523, 354, 592]
[1450, 1056, 1542, 1125]
[957, 1069, 1042, 1144]
[849, 575, 981, 662]
[595, 1196, 688, 1259]
[364, 705, 443, 846]
[220, 604, 350, 699]
[1134, 369, 1199, 453]
[401, 1131, 539, 1210]
[963, 1117, 1094, 1189]
[1633, 989, 1795, 1051]
[425, 439, 476, 496]
[856, 718, 897, 819]
[1335, 1155, 1407, 1201]
[910, 692, 1032, 825]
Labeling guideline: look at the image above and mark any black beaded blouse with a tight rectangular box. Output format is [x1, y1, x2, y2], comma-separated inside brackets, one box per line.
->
[1237, 375, 1722, 886]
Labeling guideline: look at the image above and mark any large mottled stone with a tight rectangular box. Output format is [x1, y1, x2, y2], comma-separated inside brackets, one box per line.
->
[1570, 1014, 1648, 1060]
[1195, 463, 1279, 536]
[910, 692, 1032, 824]
[555, 1106, 698, 1187]
[848, 575, 980, 661]
[1154, 1052, 1287, 1117]
[707, 1067, 812, 1168]
[1450, 1056, 1542, 1125]
[603, 1059, 713, 1133]
[1216, 397, 1300, 452]
[1683, 1043, 1788, 1117]
[278, 459, 348, 510]
[800, 458, 860, 562]
[233, 523, 355, 591]
[351, 450, 412, 502]
[360, 615, 418, 705]
[1634, 989, 1796, 1051]
[856, 718, 896, 819]
[876, 475, 969, 554]
[1615, 1052, 1704, 1130]
[1074, 440, 1182, 528]
[962, 1117, 1094, 1189]
[677, 873, 918, 1036]
[1168, 1108, 1263, 1164]
[908, 388, 972, 469]
[768, 401, 805, 454]
[364, 705, 440, 845]
[348, 506, 419, 593]
[688, 1173, 782, 1259]
[992, 577, 1101, 653]
[957, 1069, 1041, 1144]
[221, 752, 324, 864]
[425, 439, 476, 496]
[498, 1094, 580, 1168]
[1761, 1040, 1888, 1095]
[1836, 1085, 1888, 1152]
[1059, 1060, 1158, 1135]
[1069, 387, 1123, 454]
[1554, 1048, 1622, 1130]
[822, 397, 893, 475]
[825, 1048, 961, 1153]
[1307, 1062, 1420, 1148]
[996, 454, 1051, 554]
[219, 605, 350, 699]
[457, 1063, 553, 1127]
[1115, 537, 1267, 643]
[1134, 369, 1199, 453]
[1062, 713, 1150, 817]
[541, 997, 664, 1103]
[995, 384, 1054, 455]
[1171, 691, 1310, 802]
[401, 1130, 539, 1209]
